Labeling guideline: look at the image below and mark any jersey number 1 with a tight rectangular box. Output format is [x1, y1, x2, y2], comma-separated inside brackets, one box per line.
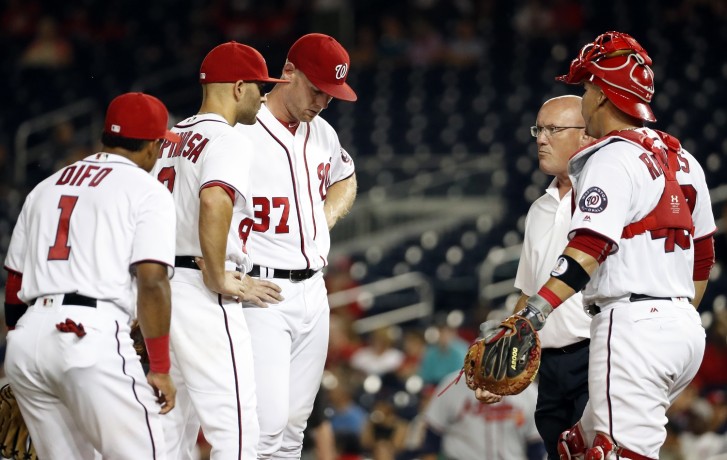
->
[48, 195, 79, 260]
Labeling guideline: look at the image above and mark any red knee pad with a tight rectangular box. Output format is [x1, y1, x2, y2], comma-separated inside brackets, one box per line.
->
[585, 433, 656, 460]
[557, 424, 587, 460]
[585, 433, 614, 460]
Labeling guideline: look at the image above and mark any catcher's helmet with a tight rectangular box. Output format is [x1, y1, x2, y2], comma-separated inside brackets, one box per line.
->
[557, 31, 656, 122]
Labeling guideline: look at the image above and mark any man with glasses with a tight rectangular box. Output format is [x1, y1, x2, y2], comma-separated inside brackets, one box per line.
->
[522, 96, 594, 458]
[479, 96, 594, 458]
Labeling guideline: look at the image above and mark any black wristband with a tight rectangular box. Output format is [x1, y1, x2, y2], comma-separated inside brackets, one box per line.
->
[550, 255, 591, 292]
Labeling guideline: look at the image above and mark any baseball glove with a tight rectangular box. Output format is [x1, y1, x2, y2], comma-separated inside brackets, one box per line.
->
[463, 315, 541, 396]
[0, 384, 37, 460]
[130, 320, 148, 364]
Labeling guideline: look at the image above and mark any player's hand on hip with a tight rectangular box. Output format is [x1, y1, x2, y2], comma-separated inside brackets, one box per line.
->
[241, 277, 284, 308]
[147, 372, 176, 414]
[475, 388, 503, 404]
[195, 257, 248, 299]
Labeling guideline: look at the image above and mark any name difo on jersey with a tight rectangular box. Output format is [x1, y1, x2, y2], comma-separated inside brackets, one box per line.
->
[159, 132, 208, 163]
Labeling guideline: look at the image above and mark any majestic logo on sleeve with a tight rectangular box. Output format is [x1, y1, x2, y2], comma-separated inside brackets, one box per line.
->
[340, 148, 351, 163]
[335, 63, 348, 80]
[579, 187, 608, 213]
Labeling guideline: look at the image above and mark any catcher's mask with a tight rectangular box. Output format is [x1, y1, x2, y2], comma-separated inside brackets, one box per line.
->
[557, 31, 656, 122]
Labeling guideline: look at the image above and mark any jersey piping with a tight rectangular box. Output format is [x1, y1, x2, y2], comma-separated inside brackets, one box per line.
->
[256, 117, 311, 269]
[301, 126, 318, 241]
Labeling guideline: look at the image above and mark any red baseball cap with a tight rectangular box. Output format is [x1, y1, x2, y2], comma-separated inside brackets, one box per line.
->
[104, 92, 180, 142]
[287, 33, 357, 101]
[200, 41, 287, 84]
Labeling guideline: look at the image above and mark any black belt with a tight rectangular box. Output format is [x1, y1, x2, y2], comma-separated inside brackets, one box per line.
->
[629, 294, 672, 302]
[543, 339, 590, 355]
[175, 256, 199, 270]
[249, 265, 317, 282]
[33, 293, 97, 308]
[586, 294, 688, 316]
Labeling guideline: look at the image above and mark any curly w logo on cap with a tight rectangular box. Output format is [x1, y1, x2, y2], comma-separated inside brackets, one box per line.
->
[287, 33, 357, 101]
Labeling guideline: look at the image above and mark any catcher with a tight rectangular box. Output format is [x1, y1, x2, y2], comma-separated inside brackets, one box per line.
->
[472, 31, 716, 460]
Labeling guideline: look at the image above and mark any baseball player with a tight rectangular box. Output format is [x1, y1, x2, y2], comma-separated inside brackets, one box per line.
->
[233, 33, 358, 459]
[150, 42, 285, 459]
[423, 370, 544, 460]
[506, 32, 716, 459]
[3, 92, 178, 459]
[516, 96, 594, 458]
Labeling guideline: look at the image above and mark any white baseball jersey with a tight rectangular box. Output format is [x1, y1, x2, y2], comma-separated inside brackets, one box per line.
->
[568, 127, 716, 306]
[153, 113, 255, 272]
[233, 104, 355, 270]
[5, 153, 176, 315]
[566, 128, 712, 457]
[515, 178, 590, 349]
[4, 152, 175, 459]
[233, 103, 353, 458]
[426, 372, 541, 460]
[152, 113, 261, 458]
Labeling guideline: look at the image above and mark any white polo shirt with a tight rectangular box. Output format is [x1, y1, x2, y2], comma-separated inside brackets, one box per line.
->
[514, 178, 591, 349]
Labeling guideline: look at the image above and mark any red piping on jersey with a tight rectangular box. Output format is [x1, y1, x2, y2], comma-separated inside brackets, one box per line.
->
[568, 230, 614, 263]
[200, 180, 236, 203]
[257, 118, 311, 269]
[129, 259, 175, 279]
[302, 125, 318, 240]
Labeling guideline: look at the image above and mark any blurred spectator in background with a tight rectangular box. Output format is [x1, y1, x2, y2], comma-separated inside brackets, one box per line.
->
[326, 256, 364, 319]
[666, 384, 727, 459]
[327, 313, 362, 369]
[692, 307, 727, 393]
[1, 0, 41, 39]
[407, 17, 444, 67]
[445, 19, 484, 67]
[302, 389, 337, 460]
[396, 329, 427, 381]
[20, 16, 74, 69]
[349, 25, 378, 68]
[351, 326, 405, 376]
[360, 397, 409, 460]
[421, 370, 545, 460]
[377, 15, 408, 66]
[399, 385, 435, 459]
[327, 368, 368, 459]
[417, 317, 468, 386]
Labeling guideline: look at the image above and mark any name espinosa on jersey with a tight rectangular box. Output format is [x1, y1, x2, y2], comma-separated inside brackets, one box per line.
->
[159, 132, 207, 163]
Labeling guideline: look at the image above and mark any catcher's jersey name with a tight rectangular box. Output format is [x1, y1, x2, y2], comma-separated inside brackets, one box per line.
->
[159, 132, 209, 163]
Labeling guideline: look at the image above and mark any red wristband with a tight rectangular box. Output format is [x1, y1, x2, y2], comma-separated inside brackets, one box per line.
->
[144, 335, 171, 374]
[537, 286, 564, 309]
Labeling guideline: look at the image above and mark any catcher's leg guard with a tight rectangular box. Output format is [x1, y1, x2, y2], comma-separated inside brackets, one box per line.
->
[557, 423, 587, 459]
[584, 433, 656, 460]
[585, 434, 615, 460]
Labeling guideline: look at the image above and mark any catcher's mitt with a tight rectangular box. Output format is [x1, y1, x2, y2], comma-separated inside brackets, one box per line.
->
[0, 384, 37, 460]
[463, 315, 541, 396]
[130, 320, 148, 364]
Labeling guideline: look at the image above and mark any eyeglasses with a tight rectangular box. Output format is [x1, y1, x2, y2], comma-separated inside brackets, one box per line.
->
[530, 125, 585, 138]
